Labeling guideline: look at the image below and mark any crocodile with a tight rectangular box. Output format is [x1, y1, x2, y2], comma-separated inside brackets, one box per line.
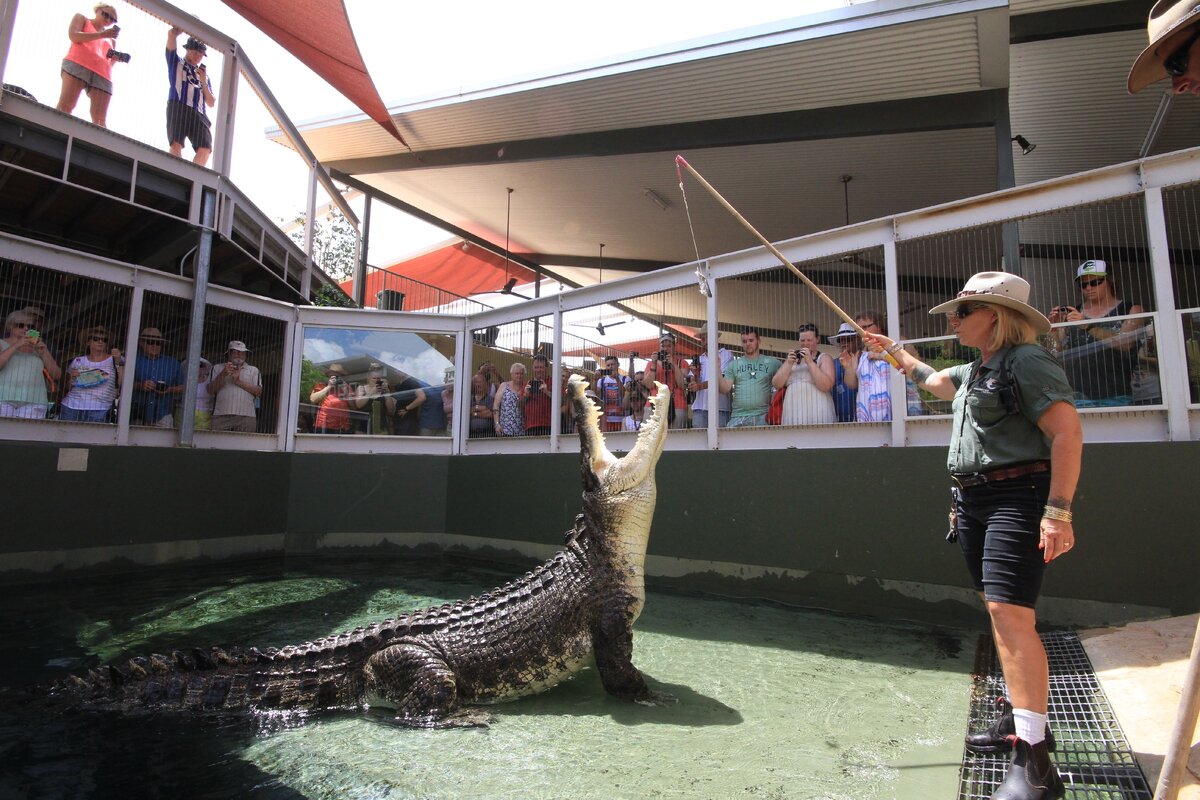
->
[55, 374, 670, 727]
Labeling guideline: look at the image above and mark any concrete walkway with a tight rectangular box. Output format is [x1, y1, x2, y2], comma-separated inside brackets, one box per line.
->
[1080, 614, 1200, 799]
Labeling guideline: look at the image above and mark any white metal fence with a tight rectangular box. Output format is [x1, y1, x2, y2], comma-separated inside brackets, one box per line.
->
[3, 146, 1200, 451]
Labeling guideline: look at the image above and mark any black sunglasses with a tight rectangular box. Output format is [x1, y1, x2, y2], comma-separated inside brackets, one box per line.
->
[100, 9, 116, 22]
[89, 335, 108, 342]
[1079, 278, 1106, 289]
[797, 323, 819, 333]
[13, 322, 32, 329]
[1164, 30, 1200, 78]
[949, 303, 989, 320]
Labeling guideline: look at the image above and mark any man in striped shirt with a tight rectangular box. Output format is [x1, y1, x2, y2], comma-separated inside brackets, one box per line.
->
[165, 27, 216, 166]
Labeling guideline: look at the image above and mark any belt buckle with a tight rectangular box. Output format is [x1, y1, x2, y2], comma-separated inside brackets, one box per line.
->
[951, 472, 982, 489]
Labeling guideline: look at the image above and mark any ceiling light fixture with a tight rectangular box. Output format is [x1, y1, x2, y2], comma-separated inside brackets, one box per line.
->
[643, 189, 670, 211]
[1011, 135, 1036, 156]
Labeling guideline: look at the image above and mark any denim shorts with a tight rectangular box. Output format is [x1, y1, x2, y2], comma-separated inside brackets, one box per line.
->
[953, 472, 1051, 609]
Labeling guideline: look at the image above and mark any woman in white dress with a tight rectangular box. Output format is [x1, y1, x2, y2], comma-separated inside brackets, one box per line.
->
[772, 323, 836, 425]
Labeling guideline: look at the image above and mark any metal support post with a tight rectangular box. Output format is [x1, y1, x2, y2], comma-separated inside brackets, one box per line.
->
[302, 164, 317, 300]
[356, 193, 371, 308]
[550, 307, 562, 450]
[117, 286, 145, 446]
[993, 92, 1022, 276]
[706, 276, 719, 450]
[0, 0, 21, 101]
[178, 187, 217, 446]
[883, 239, 905, 447]
[211, 42, 240, 178]
[1144, 186, 1190, 441]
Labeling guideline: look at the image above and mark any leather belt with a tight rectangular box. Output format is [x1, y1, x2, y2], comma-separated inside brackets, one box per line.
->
[951, 460, 1049, 489]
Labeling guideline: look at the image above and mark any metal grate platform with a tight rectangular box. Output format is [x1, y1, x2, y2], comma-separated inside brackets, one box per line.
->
[959, 630, 1153, 800]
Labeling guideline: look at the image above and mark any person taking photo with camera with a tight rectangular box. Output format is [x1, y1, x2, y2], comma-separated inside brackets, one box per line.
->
[642, 333, 690, 429]
[521, 354, 553, 436]
[310, 363, 352, 434]
[165, 27, 216, 166]
[209, 340, 261, 432]
[56, 4, 124, 128]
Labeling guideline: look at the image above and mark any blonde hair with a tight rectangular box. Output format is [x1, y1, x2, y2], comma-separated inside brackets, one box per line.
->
[986, 304, 1039, 352]
[78, 324, 110, 349]
[3, 310, 32, 337]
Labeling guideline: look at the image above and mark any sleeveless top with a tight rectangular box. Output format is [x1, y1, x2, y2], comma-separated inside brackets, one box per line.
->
[831, 358, 857, 423]
[63, 355, 119, 411]
[781, 355, 836, 425]
[65, 18, 114, 80]
[497, 384, 524, 436]
[1060, 300, 1136, 402]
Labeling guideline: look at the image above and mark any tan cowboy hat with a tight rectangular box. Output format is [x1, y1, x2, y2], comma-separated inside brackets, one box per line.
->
[928, 272, 1051, 334]
[1129, 0, 1200, 92]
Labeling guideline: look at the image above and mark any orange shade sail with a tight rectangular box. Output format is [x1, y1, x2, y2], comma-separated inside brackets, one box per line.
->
[220, 0, 407, 146]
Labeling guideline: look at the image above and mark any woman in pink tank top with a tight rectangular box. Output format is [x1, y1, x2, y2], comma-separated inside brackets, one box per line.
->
[56, 4, 122, 127]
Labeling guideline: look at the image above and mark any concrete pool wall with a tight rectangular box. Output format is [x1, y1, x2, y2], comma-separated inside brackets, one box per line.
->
[3, 439, 1196, 627]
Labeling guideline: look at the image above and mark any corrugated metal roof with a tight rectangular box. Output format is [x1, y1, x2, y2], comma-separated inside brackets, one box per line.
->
[1010, 28, 1200, 186]
[280, 0, 1199, 279]
[293, 1, 1006, 161]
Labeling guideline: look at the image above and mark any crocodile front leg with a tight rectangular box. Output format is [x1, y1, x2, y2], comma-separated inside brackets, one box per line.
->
[591, 598, 650, 700]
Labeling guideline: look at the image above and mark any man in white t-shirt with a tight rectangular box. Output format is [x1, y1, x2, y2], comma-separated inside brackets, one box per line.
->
[209, 340, 261, 432]
[689, 324, 732, 429]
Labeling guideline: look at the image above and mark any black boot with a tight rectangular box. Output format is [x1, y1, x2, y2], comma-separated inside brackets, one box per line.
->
[966, 697, 1056, 754]
[990, 736, 1065, 800]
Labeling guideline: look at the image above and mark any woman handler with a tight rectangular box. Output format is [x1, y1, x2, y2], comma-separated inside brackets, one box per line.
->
[864, 272, 1081, 800]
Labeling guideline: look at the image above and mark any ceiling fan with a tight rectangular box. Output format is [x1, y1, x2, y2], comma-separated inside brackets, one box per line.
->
[476, 188, 534, 300]
[568, 243, 630, 336]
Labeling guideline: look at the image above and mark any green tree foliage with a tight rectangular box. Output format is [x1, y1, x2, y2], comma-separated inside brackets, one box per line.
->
[287, 209, 358, 282]
[298, 356, 327, 402]
[312, 282, 356, 308]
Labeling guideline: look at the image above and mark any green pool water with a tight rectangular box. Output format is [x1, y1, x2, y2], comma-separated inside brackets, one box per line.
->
[0, 556, 974, 799]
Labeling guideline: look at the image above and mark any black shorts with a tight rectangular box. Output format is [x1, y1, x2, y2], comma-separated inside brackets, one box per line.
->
[166, 100, 212, 151]
[952, 472, 1051, 609]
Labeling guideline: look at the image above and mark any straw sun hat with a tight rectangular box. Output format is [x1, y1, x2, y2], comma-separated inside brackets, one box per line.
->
[928, 272, 1051, 334]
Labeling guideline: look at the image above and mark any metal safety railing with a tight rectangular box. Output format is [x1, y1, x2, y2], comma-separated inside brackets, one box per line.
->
[3, 141, 1200, 454]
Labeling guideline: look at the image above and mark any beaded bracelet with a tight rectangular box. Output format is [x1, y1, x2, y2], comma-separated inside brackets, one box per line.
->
[884, 343, 903, 356]
[1042, 505, 1073, 523]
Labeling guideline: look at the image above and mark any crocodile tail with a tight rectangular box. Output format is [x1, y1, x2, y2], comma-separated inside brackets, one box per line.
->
[55, 617, 420, 713]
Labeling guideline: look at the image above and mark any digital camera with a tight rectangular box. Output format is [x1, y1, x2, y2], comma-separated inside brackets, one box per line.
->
[527, 379, 542, 392]
[107, 49, 132, 63]
[656, 350, 669, 361]
[155, 381, 166, 392]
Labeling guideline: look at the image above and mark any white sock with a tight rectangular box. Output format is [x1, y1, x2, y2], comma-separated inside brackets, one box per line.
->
[1013, 708, 1047, 745]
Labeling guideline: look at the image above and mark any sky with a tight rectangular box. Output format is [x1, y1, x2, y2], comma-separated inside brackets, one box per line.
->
[6, 0, 849, 263]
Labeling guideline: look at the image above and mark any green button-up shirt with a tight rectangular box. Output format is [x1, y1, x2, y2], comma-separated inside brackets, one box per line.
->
[946, 344, 1075, 474]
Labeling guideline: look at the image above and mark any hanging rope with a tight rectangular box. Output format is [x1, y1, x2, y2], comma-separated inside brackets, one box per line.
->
[675, 154, 900, 369]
